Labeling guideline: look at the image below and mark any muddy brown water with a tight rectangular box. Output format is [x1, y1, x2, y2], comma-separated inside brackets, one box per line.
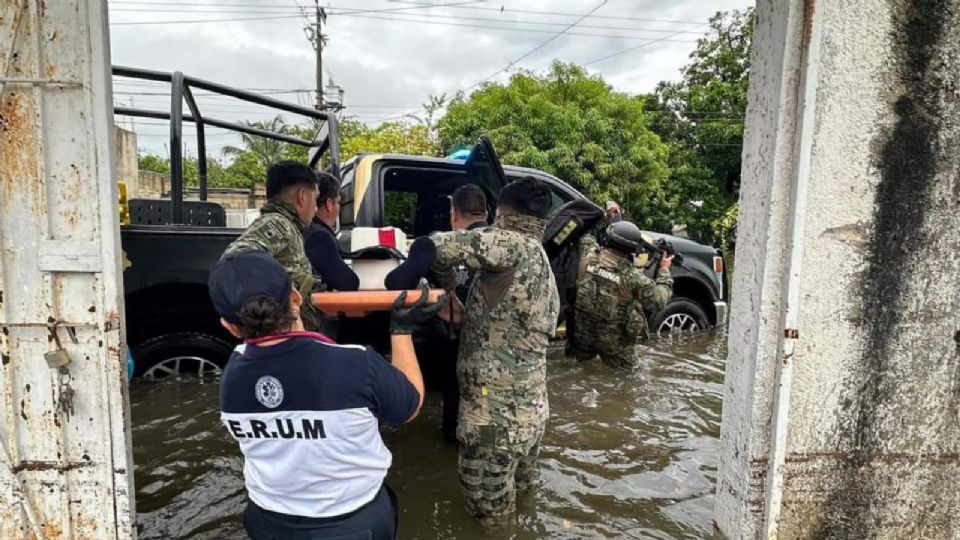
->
[130, 330, 726, 539]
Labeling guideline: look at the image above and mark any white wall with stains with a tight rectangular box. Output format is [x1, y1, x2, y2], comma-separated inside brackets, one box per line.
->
[716, 0, 960, 537]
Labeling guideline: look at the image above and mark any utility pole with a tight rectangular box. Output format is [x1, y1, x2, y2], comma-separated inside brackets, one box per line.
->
[306, 1, 327, 111]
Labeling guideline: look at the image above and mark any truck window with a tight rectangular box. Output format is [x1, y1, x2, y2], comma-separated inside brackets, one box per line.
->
[384, 191, 418, 235]
[339, 166, 355, 227]
[548, 189, 568, 213]
[382, 166, 471, 237]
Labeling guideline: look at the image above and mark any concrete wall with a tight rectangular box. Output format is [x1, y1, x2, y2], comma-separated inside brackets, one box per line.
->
[137, 170, 265, 210]
[114, 126, 139, 198]
[137, 170, 169, 199]
[716, 1, 960, 538]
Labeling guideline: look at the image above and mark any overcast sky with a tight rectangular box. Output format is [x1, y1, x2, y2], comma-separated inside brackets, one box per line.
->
[108, 0, 749, 157]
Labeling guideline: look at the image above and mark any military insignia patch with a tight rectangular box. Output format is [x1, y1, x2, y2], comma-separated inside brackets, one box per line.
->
[263, 224, 283, 241]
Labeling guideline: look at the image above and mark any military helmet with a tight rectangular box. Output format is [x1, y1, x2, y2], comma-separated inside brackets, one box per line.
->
[604, 221, 644, 255]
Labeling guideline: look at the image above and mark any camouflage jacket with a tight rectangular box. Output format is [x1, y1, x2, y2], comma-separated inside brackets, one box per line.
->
[430, 212, 560, 450]
[574, 234, 672, 343]
[222, 200, 323, 331]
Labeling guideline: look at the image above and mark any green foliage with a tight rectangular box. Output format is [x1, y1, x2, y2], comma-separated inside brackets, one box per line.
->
[648, 8, 753, 245]
[132, 11, 752, 248]
[226, 151, 266, 188]
[221, 116, 289, 171]
[383, 191, 418, 231]
[438, 62, 671, 231]
[337, 118, 439, 161]
[137, 154, 170, 175]
[136, 112, 440, 194]
[137, 153, 255, 189]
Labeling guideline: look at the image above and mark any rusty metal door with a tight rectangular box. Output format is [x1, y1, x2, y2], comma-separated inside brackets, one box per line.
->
[0, 1, 135, 538]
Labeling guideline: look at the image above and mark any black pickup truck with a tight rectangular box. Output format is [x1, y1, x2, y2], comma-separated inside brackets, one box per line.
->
[116, 67, 728, 379]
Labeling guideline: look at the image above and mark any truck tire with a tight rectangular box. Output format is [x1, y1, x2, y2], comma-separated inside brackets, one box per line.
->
[132, 332, 234, 380]
[650, 297, 710, 335]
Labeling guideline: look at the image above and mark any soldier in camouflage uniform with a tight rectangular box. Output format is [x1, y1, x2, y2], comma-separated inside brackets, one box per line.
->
[222, 161, 326, 332]
[429, 177, 559, 526]
[567, 220, 674, 368]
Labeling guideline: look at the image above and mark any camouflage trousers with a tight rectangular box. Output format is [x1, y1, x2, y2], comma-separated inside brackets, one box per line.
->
[566, 314, 638, 369]
[458, 424, 543, 526]
[564, 334, 640, 369]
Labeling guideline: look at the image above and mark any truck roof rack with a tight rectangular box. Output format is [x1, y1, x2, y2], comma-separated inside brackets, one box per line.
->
[112, 65, 339, 225]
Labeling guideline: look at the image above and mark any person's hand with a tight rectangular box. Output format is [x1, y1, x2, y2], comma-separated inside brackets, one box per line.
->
[660, 253, 674, 271]
[390, 282, 449, 335]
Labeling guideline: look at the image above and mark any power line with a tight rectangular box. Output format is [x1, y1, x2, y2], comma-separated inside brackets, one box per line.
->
[468, 0, 610, 90]
[387, 2, 706, 25]
[331, 10, 705, 34]
[108, 9, 699, 41]
[371, 0, 609, 125]
[110, 14, 303, 24]
[109, 6, 705, 35]
[108, 1, 707, 24]
[108, 0, 486, 19]
[584, 23, 709, 66]
[330, 13, 698, 42]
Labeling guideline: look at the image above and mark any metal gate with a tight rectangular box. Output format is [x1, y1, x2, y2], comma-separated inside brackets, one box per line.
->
[1, 1, 135, 538]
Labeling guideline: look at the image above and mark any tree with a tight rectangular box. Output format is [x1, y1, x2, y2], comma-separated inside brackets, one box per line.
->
[221, 116, 289, 170]
[138, 154, 170, 175]
[408, 94, 447, 153]
[649, 8, 753, 244]
[339, 120, 437, 160]
[438, 61, 671, 230]
[279, 117, 439, 168]
[137, 153, 254, 189]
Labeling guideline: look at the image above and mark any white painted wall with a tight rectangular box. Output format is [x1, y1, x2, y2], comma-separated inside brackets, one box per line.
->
[716, 0, 960, 537]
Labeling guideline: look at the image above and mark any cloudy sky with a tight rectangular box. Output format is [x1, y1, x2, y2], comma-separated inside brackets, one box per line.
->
[107, 0, 749, 157]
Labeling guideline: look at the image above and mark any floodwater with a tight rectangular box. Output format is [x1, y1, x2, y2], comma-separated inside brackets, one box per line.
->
[130, 330, 727, 539]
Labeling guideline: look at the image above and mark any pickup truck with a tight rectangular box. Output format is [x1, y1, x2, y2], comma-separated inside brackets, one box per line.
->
[116, 67, 728, 379]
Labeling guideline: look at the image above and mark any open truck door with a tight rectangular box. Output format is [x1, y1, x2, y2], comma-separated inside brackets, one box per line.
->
[542, 199, 605, 325]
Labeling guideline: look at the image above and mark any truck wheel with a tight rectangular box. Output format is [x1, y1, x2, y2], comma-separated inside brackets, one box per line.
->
[133, 332, 234, 380]
[651, 298, 710, 335]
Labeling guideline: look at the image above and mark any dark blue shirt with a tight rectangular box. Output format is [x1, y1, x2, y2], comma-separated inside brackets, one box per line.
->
[304, 219, 360, 291]
[219, 334, 419, 517]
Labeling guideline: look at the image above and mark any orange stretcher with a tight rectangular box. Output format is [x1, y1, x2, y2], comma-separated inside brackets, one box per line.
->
[311, 289, 445, 318]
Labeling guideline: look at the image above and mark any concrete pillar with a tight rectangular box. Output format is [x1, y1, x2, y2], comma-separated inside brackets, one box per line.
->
[715, 1, 960, 538]
[0, 1, 135, 537]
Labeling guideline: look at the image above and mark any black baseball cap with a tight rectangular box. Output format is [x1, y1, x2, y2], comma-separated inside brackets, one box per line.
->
[209, 251, 292, 324]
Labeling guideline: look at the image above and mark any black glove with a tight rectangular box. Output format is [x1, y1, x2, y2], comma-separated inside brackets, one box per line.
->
[390, 282, 449, 335]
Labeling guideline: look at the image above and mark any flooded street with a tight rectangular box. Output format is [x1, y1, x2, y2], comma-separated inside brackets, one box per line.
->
[130, 331, 726, 539]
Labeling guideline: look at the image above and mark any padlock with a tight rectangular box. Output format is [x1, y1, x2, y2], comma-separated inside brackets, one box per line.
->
[45, 323, 72, 369]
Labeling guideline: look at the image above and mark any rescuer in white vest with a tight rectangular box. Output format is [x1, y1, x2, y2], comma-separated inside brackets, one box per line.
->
[208, 251, 446, 539]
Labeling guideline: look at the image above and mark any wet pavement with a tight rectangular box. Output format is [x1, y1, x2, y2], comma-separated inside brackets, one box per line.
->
[130, 330, 726, 539]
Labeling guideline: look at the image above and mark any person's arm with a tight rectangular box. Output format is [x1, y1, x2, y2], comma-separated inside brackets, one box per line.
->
[225, 216, 317, 300]
[636, 257, 674, 313]
[364, 343, 421, 425]
[389, 334, 423, 420]
[223, 215, 288, 258]
[304, 228, 360, 291]
[386, 284, 448, 422]
[577, 232, 599, 258]
[429, 229, 520, 289]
